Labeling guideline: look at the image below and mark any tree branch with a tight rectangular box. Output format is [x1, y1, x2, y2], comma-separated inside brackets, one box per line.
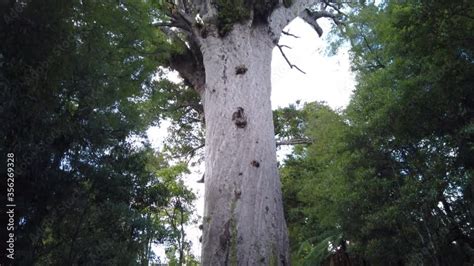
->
[197, 174, 205, 183]
[174, 9, 195, 30]
[276, 44, 306, 74]
[362, 35, 386, 69]
[276, 138, 313, 146]
[299, 8, 344, 37]
[153, 10, 193, 33]
[282, 30, 300, 38]
[276, 0, 344, 38]
[152, 22, 175, 27]
[321, 0, 347, 16]
[268, 0, 317, 42]
[161, 29, 205, 93]
[186, 143, 205, 158]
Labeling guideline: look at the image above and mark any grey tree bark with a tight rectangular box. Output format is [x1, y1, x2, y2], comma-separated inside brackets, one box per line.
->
[200, 24, 288, 265]
[157, 0, 341, 264]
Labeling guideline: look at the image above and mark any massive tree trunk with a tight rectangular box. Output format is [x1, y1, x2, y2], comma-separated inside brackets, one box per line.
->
[200, 24, 288, 265]
[158, 0, 338, 263]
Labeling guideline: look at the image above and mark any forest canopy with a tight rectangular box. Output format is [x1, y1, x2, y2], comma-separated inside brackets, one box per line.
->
[279, 0, 473, 265]
[1, 1, 199, 264]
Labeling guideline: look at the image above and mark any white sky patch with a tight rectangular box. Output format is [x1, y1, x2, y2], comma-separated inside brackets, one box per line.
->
[147, 120, 171, 151]
[148, 18, 355, 262]
[272, 18, 354, 110]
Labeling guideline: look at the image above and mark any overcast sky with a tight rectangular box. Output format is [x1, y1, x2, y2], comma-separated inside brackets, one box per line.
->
[148, 17, 355, 261]
[272, 18, 355, 110]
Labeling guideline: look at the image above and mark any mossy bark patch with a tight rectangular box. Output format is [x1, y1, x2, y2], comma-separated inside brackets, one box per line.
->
[214, 0, 251, 36]
[213, 0, 281, 35]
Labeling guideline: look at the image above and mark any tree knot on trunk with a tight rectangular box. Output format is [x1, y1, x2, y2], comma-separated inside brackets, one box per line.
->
[220, 220, 231, 250]
[196, 23, 209, 38]
[251, 160, 260, 168]
[232, 107, 247, 128]
[234, 189, 241, 199]
[235, 65, 248, 75]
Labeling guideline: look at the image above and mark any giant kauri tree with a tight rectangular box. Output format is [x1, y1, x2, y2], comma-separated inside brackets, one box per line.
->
[155, 0, 344, 264]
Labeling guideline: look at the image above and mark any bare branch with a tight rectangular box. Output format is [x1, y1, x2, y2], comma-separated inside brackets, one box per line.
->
[276, 138, 313, 146]
[300, 9, 342, 37]
[197, 174, 205, 183]
[316, 10, 343, 24]
[186, 143, 205, 158]
[276, 44, 306, 74]
[282, 30, 300, 38]
[324, 1, 347, 17]
[177, 0, 192, 14]
[165, 12, 194, 33]
[153, 0, 196, 33]
[159, 28, 205, 93]
[298, 3, 346, 37]
[268, 0, 317, 42]
[175, 9, 194, 28]
[152, 22, 175, 27]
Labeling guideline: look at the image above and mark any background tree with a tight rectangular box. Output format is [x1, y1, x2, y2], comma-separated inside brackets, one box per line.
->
[1, 0, 198, 264]
[280, 0, 473, 265]
[157, 164, 198, 265]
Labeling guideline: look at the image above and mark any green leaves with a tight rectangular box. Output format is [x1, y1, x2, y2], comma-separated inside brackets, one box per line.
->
[282, 1, 474, 264]
[1, 0, 198, 264]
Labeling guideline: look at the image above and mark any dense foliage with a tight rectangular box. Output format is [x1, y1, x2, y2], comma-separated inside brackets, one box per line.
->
[1, 0, 198, 264]
[280, 0, 473, 265]
[2, 0, 472, 264]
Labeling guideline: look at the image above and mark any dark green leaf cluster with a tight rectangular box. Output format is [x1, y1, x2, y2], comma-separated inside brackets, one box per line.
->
[273, 101, 309, 146]
[213, 0, 280, 36]
[1, 0, 197, 264]
[214, 0, 252, 35]
[151, 76, 205, 162]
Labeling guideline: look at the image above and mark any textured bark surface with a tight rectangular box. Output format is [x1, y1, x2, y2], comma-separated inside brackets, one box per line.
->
[158, 0, 336, 263]
[200, 24, 289, 265]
